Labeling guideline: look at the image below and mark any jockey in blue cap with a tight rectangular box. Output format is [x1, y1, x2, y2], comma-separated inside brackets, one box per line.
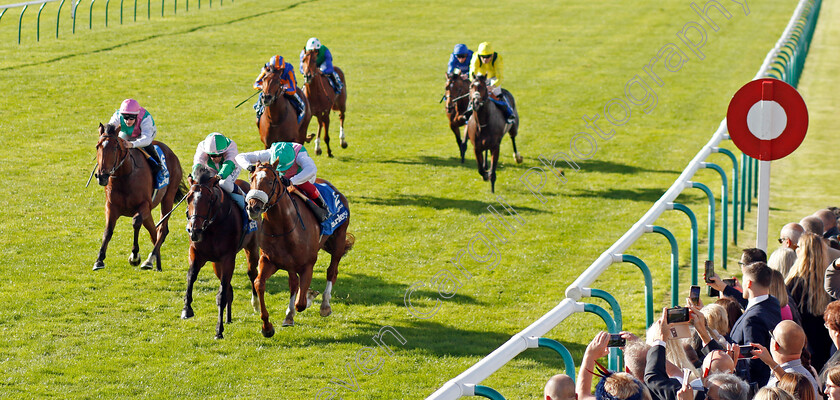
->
[447, 44, 473, 77]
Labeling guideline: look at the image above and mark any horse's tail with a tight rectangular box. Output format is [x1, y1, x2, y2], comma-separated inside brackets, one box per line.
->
[343, 233, 356, 256]
[175, 178, 189, 202]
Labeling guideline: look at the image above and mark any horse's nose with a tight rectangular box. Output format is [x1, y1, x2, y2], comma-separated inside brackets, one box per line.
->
[96, 173, 109, 186]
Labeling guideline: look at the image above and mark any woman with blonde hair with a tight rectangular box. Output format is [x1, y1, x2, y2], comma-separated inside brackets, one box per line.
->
[769, 247, 797, 277]
[700, 303, 731, 345]
[769, 269, 801, 323]
[786, 232, 833, 370]
[778, 372, 816, 400]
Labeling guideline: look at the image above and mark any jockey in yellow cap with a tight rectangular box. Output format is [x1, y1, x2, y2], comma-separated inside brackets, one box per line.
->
[468, 42, 516, 125]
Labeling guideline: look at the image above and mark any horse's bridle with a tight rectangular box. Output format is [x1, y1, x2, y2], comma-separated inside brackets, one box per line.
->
[96, 134, 129, 177]
[250, 165, 306, 237]
[185, 183, 222, 232]
[262, 69, 283, 106]
[445, 78, 470, 113]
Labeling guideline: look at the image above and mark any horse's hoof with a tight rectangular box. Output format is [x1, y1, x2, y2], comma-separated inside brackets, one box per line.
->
[181, 308, 194, 319]
[316, 148, 322, 156]
[340, 140, 348, 149]
[282, 319, 294, 327]
[482, 175, 490, 181]
[92, 261, 105, 271]
[320, 305, 332, 317]
[305, 133, 316, 143]
[328, 153, 334, 158]
[515, 154, 524, 164]
[215, 333, 224, 340]
[140, 263, 153, 270]
[128, 253, 141, 266]
[261, 327, 275, 338]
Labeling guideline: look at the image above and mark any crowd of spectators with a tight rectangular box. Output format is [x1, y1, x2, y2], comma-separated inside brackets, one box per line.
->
[543, 209, 840, 400]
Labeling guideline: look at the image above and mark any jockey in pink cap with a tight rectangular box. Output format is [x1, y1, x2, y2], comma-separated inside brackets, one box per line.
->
[108, 98, 161, 175]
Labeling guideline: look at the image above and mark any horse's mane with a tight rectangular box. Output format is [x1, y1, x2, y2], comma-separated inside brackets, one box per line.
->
[104, 123, 120, 136]
[193, 164, 216, 185]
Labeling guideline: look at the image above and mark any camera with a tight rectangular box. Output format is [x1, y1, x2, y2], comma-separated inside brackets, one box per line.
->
[607, 334, 626, 347]
[739, 345, 754, 358]
[704, 260, 715, 283]
[689, 285, 701, 305]
[723, 278, 737, 287]
[666, 307, 690, 323]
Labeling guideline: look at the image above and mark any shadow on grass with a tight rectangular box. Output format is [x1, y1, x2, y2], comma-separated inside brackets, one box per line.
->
[575, 159, 680, 175]
[264, 272, 484, 307]
[309, 319, 586, 367]
[353, 194, 546, 215]
[568, 188, 706, 204]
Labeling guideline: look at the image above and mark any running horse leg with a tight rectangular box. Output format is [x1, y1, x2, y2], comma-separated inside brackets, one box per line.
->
[321, 232, 347, 317]
[474, 144, 488, 181]
[244, 240, 261, 314]
[284, 270, 301, 326]
[181, 246, 206, 319]
[128, 213, 143, 266]
[295, 263, 316, 313]
[94, 205, 120, 270]
[321, 111, 333, 158]
[509, 123, 523, 164]
[255, 254, 279, 337]
[490, 145, 501, 193]
[213, 256, 235, 339]
[137, 202, 160, 270]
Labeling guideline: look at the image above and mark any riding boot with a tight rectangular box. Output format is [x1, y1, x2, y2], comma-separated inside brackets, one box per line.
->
[285, 92, 305, 123]
[142, 145, 162, 177]
[229, 190, 247, 216]
[330, 72, 343, 94]
[461, 106, 473, 125]
[254, 93, 265, 122]
[305, 198, 329, 223]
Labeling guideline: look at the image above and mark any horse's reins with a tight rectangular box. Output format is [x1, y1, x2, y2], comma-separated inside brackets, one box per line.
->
[98, 134, 130, 177]
[255, 167, 306, 237]
[185, 183, 224, 232]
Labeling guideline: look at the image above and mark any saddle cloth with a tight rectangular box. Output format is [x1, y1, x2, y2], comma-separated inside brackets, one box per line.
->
[315, 183, 348, 236]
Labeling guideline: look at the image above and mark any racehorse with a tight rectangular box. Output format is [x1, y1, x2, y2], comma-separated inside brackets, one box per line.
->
[301, 49, 348, 157]
[93, 123, 185, 270]
[466, 75, 523, 193]
[444, 71, 471, 163]
[258, 67, 313, 148]
[246, 162, 354, 337]
[181, 166, 260, 339]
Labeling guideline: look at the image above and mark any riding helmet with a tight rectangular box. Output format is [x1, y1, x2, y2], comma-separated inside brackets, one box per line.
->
[476, 42, 494, 56]
[203, 132, 232, 155]
[270, 142, 297, 172]
[305, 37, 322, 51]
[119, 98, 141, 115]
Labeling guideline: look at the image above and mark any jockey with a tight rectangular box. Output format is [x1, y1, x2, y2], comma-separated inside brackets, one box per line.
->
[253, 55, 306, 124]
[108, 98, 161, 176]
[235, 142, 329, 223]
[192, 132, 249, 216]
[468, 42, 516, 126]
[446, 43, 473, 77]
[299, 37, 343, 94]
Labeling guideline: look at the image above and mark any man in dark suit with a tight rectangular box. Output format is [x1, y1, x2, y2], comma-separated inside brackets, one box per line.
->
[708, 261, 781, 387]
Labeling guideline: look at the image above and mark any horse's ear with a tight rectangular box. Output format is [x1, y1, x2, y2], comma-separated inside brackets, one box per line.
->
[188, 174, 195, 186]
[271, 159, 279, 169]
[98, 122, 104, 134]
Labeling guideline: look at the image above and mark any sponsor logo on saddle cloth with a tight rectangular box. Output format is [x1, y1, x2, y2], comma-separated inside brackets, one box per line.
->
[314, 183, 348, 236]
[153, 145, 170, 190]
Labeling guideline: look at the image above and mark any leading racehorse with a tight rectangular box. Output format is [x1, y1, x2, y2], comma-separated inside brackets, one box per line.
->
[181, 166, 260, 339]
[466, 75, 523, 192]
[93, 123, 185, 270]
[259, 68, 313, 148]
[246, 162, 354, 337]
[301, 49, 348, 157]
[444, 71, 471, 163]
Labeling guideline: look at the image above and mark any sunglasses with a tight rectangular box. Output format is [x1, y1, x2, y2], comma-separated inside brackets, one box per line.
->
[209, 154, 223, 158]
[457, 54, 468, 58]
[122, 114, 137, 120]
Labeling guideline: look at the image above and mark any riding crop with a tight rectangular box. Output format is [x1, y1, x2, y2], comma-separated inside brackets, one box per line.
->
[155, 194, 188, 228]
[235, 91, 261, 109]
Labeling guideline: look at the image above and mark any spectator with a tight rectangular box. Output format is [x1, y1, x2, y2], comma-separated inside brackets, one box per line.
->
[778, 373, 816, 400]
[645, 313, 698, 377]
[769, 247, 797, 278]
[702, 349, 736, 376]
[576, 332, 653, 400]
[597, 372, 651, 400]
[715, 297, 743, 334]
[778, 223, 805, 251]
[760, 321, 820, 394]
[801, 216, 840, 263]
[706, 372, 750, 400]
[819, 300, 840, 384]
[708, 262, 781, 386]
[787, 232, 833, 370]
[623, 340, 651, 381]
[816, 209, 839, 239]
[824, 365, 840, 400]
[753, 387, 796, 400]
[769, 269, 801, 324]
[544, 374, 576, 400]
[718, 249, 767, 309]
[700, 303, 732, 345]
[644, 309, 689, 400]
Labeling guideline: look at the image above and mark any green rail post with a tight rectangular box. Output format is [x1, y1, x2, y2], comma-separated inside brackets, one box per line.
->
[746, 156, 753, 212]
[174, 0, 177, 14]
[90, 0, 95, 30]
[703, 163, 728, 271]
[72, 0, 81, 33]
[647, 225, 679, 306]
[584, 302, 620, 370]
[669, 202, 698, 285]
[120, 0, 123, 24]
[133, 0, 136, 21]
[617, 255, 654, 328]
[147, 0, 149, 19]
[105, 0, 109, 26]
[586, 288, 623, 331]
[690, 181, 715, 266]
[474, 385, 505, 400]
[37, 3, 46, 42]
[713, 147, 739, 245]
[18, 5, 28, 44]
[161, 0, 164, 17]
[740, 153, 747, 228]
[752, 157, 758, 200]
[0, 9, 7, 26]
[57, 0, 68, 38]
[537, 338, 576, 380]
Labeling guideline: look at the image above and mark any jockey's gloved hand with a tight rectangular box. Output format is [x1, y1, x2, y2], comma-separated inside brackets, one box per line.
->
[247, 166, 256, 173]
[280, 177, 292, 187]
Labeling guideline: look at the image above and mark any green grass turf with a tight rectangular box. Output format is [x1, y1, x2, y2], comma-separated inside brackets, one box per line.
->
[0, 0, 834, 398]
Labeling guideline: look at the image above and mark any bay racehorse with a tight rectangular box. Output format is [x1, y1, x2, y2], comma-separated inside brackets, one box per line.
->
[94, 123, 185, 270]
[444, 71, 471, 163]
[246, 162, 354, 337]
[181, 166, 260, 339]
[466, 76, 523, 192]
[258, 67, 313, 148]
[301, 49, 348, 157]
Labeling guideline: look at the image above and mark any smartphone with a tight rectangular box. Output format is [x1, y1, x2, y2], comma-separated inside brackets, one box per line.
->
[666, 307, 690, 323]
[607, 334, 626, 347]
[704, 260, 715, 283]
[739, 345, 754, 358]
[689, 285, 701, 305]
[723, 278, 737, 287]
